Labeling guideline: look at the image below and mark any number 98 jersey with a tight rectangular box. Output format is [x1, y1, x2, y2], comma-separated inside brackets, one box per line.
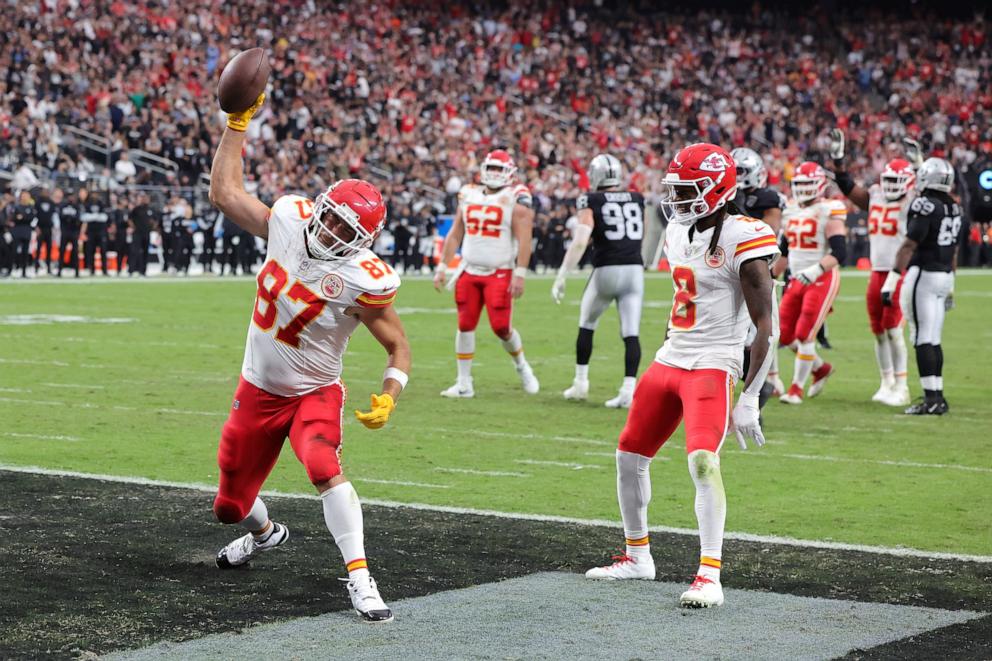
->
[242, 195, 401, 397]
[577, 191, 645, 267]
[458, 183, 532, 275]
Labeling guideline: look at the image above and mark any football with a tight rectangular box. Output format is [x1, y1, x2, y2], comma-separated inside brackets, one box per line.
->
[217, 48, 270, 113]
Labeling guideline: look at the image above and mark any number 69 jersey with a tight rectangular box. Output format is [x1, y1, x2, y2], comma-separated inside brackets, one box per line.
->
[458, 183, 532, 275]
[241, 195, 401, 397]
[656, 216, 779, 379]
[577, 190, 645, 267]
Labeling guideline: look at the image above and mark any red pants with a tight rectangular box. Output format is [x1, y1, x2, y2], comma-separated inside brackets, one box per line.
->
[866, 270, 904, 335]
[618, 362, 734, 457]
[213, 377, 346, 524]
[455, 269, 513, 336]
[779, 269, 840, 346]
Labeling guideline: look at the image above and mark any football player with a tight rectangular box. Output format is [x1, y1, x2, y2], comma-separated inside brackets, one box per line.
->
[830, 129, 915, 406]
[208, 95, 411, 623]
[886, 158, 965, 414]
[586, 144, 778, 609]
[774, 162, 847, 404]
[552, 153, 645, 408]
[434, 150, 539, 398]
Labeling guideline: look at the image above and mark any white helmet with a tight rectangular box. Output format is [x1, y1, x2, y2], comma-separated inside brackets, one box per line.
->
[730, 147, 767, 190]
[915, 157, 954, 193]
[588, 153, 622, 191]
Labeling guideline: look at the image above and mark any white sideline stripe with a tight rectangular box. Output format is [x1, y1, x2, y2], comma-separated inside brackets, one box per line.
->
[765, 452, 992, 474]
[434, 467, 531, 478]
[41, 382, 106, 390]
[0, 396, 225, 418]
[1, 432, 81, 441]
[432, 426, 614, 446]
[357, 478, 451, 489]
[515, 459, 605, 470]
[1, 463, 989, 564]
[582, 451, 672, 461]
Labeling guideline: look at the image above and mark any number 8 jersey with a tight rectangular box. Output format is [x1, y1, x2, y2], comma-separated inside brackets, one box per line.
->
[242, 195, 401, 397]
[656, 215, 779, 378]
[458, 183, 532, 275]
[577, 191, 645, 266]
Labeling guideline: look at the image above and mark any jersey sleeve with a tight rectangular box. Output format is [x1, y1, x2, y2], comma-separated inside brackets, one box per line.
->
[731, 218, 780, 272]
[267, 195, 314, 249]
[906, 196, 939, 243]
[340, 254, 401, 309]
[826, 199, 848, 223]
[513, 184, 533, 208]
[576, 193, 590, 211]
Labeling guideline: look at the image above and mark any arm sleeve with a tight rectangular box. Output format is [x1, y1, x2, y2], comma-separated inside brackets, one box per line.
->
[778, 233, 789, 257]
[828, 233, 847, 264]
[834, 171, 856, 196]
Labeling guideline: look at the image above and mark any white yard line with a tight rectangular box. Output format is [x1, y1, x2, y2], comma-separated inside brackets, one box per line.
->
[0, 396, 225, 418]
[0, 463, 988, 563]
[41, 382, 106, 390]
[356, 478, 452, 489]
[431, 426, 614, 446]
[515, 459, 606, 470]
[1, 432, 81, 442]
[743, 451, 992, 474]
[434, 467, 531, 478]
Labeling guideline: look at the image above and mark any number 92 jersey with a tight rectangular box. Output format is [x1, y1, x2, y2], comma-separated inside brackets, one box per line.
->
[242, 195, 401, 397]
[458, 183, 532, 275]
[577, 191, 645, 267]
[656, 215, 779, 378]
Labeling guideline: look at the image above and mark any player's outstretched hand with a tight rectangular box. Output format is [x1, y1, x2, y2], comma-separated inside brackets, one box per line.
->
[227, 93, 265, 132]
[732, 394, 765, 450]
[903, 137, 924, 168]
[509, 275, 525, 299]
[354, 393, 395, 430]
[829, 128, 845, 162]
[551, 275, 566, 304]
[795, 263, 824, 286]
[432, 269, 446, 292]
[880, 271, 900, 307]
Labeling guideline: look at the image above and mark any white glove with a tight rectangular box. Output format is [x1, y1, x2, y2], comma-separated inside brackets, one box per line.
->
[733, 393, 765, 450]
[551, 274, 566, 304]
[829, 128, 845, 161]
[880, 270, 900, 306]
[795, 263, 824, 285]
[902, 137, 924, 168]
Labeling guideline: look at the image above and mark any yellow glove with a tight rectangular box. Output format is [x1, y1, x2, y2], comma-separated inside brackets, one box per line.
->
[227, 93, 265, 132]
[354, 393, 395, 430]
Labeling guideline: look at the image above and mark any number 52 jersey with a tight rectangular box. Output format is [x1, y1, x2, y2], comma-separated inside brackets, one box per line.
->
[458, 183, 532, 275]
[242, 195, 401, 397]
[656, 216, 779, 379]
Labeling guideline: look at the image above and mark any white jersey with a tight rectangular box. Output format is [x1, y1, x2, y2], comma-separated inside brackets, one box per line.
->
[656, 215, 780, 378]
[457, 182, 532, 275]
[867, 185, 912, 272]
[782, 198, 847, 272]
[241, 195, 401, 397]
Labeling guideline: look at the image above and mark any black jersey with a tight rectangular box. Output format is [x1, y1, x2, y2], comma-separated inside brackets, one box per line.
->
[576, 190, 644, 267]
[36, 198, 57, 230]
[58, 201, 80, 236]
[906, 192, 966, 272]
[736, 186, 786, 219]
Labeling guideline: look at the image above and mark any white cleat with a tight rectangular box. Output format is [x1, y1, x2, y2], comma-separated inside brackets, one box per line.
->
[563, 379, 589, 401]
[440, 381, 474, 398]
[807, 362, 834, 398]
[517, 363, 540, 394]
[871, 383, 894, 403]
[680, 575, 725, 608]
[215, 522, 289, 569]
[767, 376, 786, 398]
[604, 389, 634, 409]
[880, 385, 911, 407]
[585, 554, 656, 580]
[344, 574, 394, 623]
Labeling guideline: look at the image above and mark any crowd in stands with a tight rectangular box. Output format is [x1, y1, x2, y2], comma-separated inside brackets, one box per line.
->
[2, 0, 992, 276]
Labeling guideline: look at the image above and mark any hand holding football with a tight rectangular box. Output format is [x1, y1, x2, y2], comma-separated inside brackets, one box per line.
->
[217, 48, 270, 114]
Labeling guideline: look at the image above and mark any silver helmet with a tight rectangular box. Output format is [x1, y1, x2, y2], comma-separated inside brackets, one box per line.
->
[730, 147, 767, 190]
[588, 154, 623, 191]
[915, 157, 954, 193]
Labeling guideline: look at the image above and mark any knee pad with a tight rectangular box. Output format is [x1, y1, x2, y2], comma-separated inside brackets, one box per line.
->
[688, 449, 721, 483]
[212, 494, 248, 524]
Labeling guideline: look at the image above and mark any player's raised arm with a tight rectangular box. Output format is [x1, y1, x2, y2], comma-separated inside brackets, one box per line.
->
[352, 305, 412, 430]
[829, 129, 870, 211]
[433, 206, 465, 291]
[509, 200, 535, 298]
[208, 94, 270, 239]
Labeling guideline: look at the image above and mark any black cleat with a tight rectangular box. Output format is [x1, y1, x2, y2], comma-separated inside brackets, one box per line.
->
[904, 398, 949, 416]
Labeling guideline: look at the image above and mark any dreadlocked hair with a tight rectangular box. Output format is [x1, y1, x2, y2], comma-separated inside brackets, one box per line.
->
[707, 202, 738, 257]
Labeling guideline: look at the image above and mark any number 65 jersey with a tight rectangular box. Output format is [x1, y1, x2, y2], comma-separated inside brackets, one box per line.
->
[458, 182, 532, 275]
[242, 195, 401, 397]
[656, 216, 779, 379]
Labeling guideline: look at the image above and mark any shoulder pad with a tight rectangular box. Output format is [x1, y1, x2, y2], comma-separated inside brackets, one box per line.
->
[340, 251, 401, 308]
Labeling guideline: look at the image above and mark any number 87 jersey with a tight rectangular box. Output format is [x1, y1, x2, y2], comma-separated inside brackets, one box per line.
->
[242, 194, 401, 397]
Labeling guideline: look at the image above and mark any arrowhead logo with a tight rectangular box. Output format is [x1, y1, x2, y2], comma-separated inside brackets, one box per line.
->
[699, 153, 728, 173]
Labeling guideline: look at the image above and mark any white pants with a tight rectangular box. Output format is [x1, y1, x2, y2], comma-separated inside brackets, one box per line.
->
[579, 264, 644, 338]
[900, 266, 953, 346]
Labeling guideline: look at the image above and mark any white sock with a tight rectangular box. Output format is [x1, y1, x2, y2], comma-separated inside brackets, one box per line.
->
[456, 330, 475, 384]
[502, 328, 526, 366]
[688, 450, 725, 582]
[616, 450, 652, 559]
[874, 333, 894, 386]
[766, 347, 780, 384]
[321, 482, 369, 579]
[887, 328, 908, 388]
[240, 497, 271, 537]
[621, 376, 636, 391]
[575, 364, 589, 381]
[934, 376, 943, 391]
[793, 340, 817, 388]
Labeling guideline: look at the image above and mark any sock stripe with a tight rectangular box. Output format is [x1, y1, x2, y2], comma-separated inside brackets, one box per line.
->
[700, 556, 722, 569]
[456, 353, 474, 360]
[625, 535, 650, 547]
[797, 354, 815, 360]
[346, 558, 368, 572]
[509, 348, 524, 357]
[895, 372, 908, 377]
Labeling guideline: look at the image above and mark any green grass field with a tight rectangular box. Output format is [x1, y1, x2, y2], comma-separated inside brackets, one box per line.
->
[1, 271, 990, 556]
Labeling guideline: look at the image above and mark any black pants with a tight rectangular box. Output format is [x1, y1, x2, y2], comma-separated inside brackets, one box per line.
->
[84, 226, 108, 274]
[130, 232, 150, 275]
[11, 227, 32, 276]
[114, 237, 129, 275]
[59, 233, 80, 276]
[36, 228, 55, 271]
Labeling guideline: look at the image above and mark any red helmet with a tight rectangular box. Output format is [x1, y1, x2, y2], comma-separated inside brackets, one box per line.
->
[307, 179, 387, 261]
[480, 149, 517, 189]
[659, 143, 738, 225]
[880, 158, 915, 201]
[791, 161, 828, 204]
